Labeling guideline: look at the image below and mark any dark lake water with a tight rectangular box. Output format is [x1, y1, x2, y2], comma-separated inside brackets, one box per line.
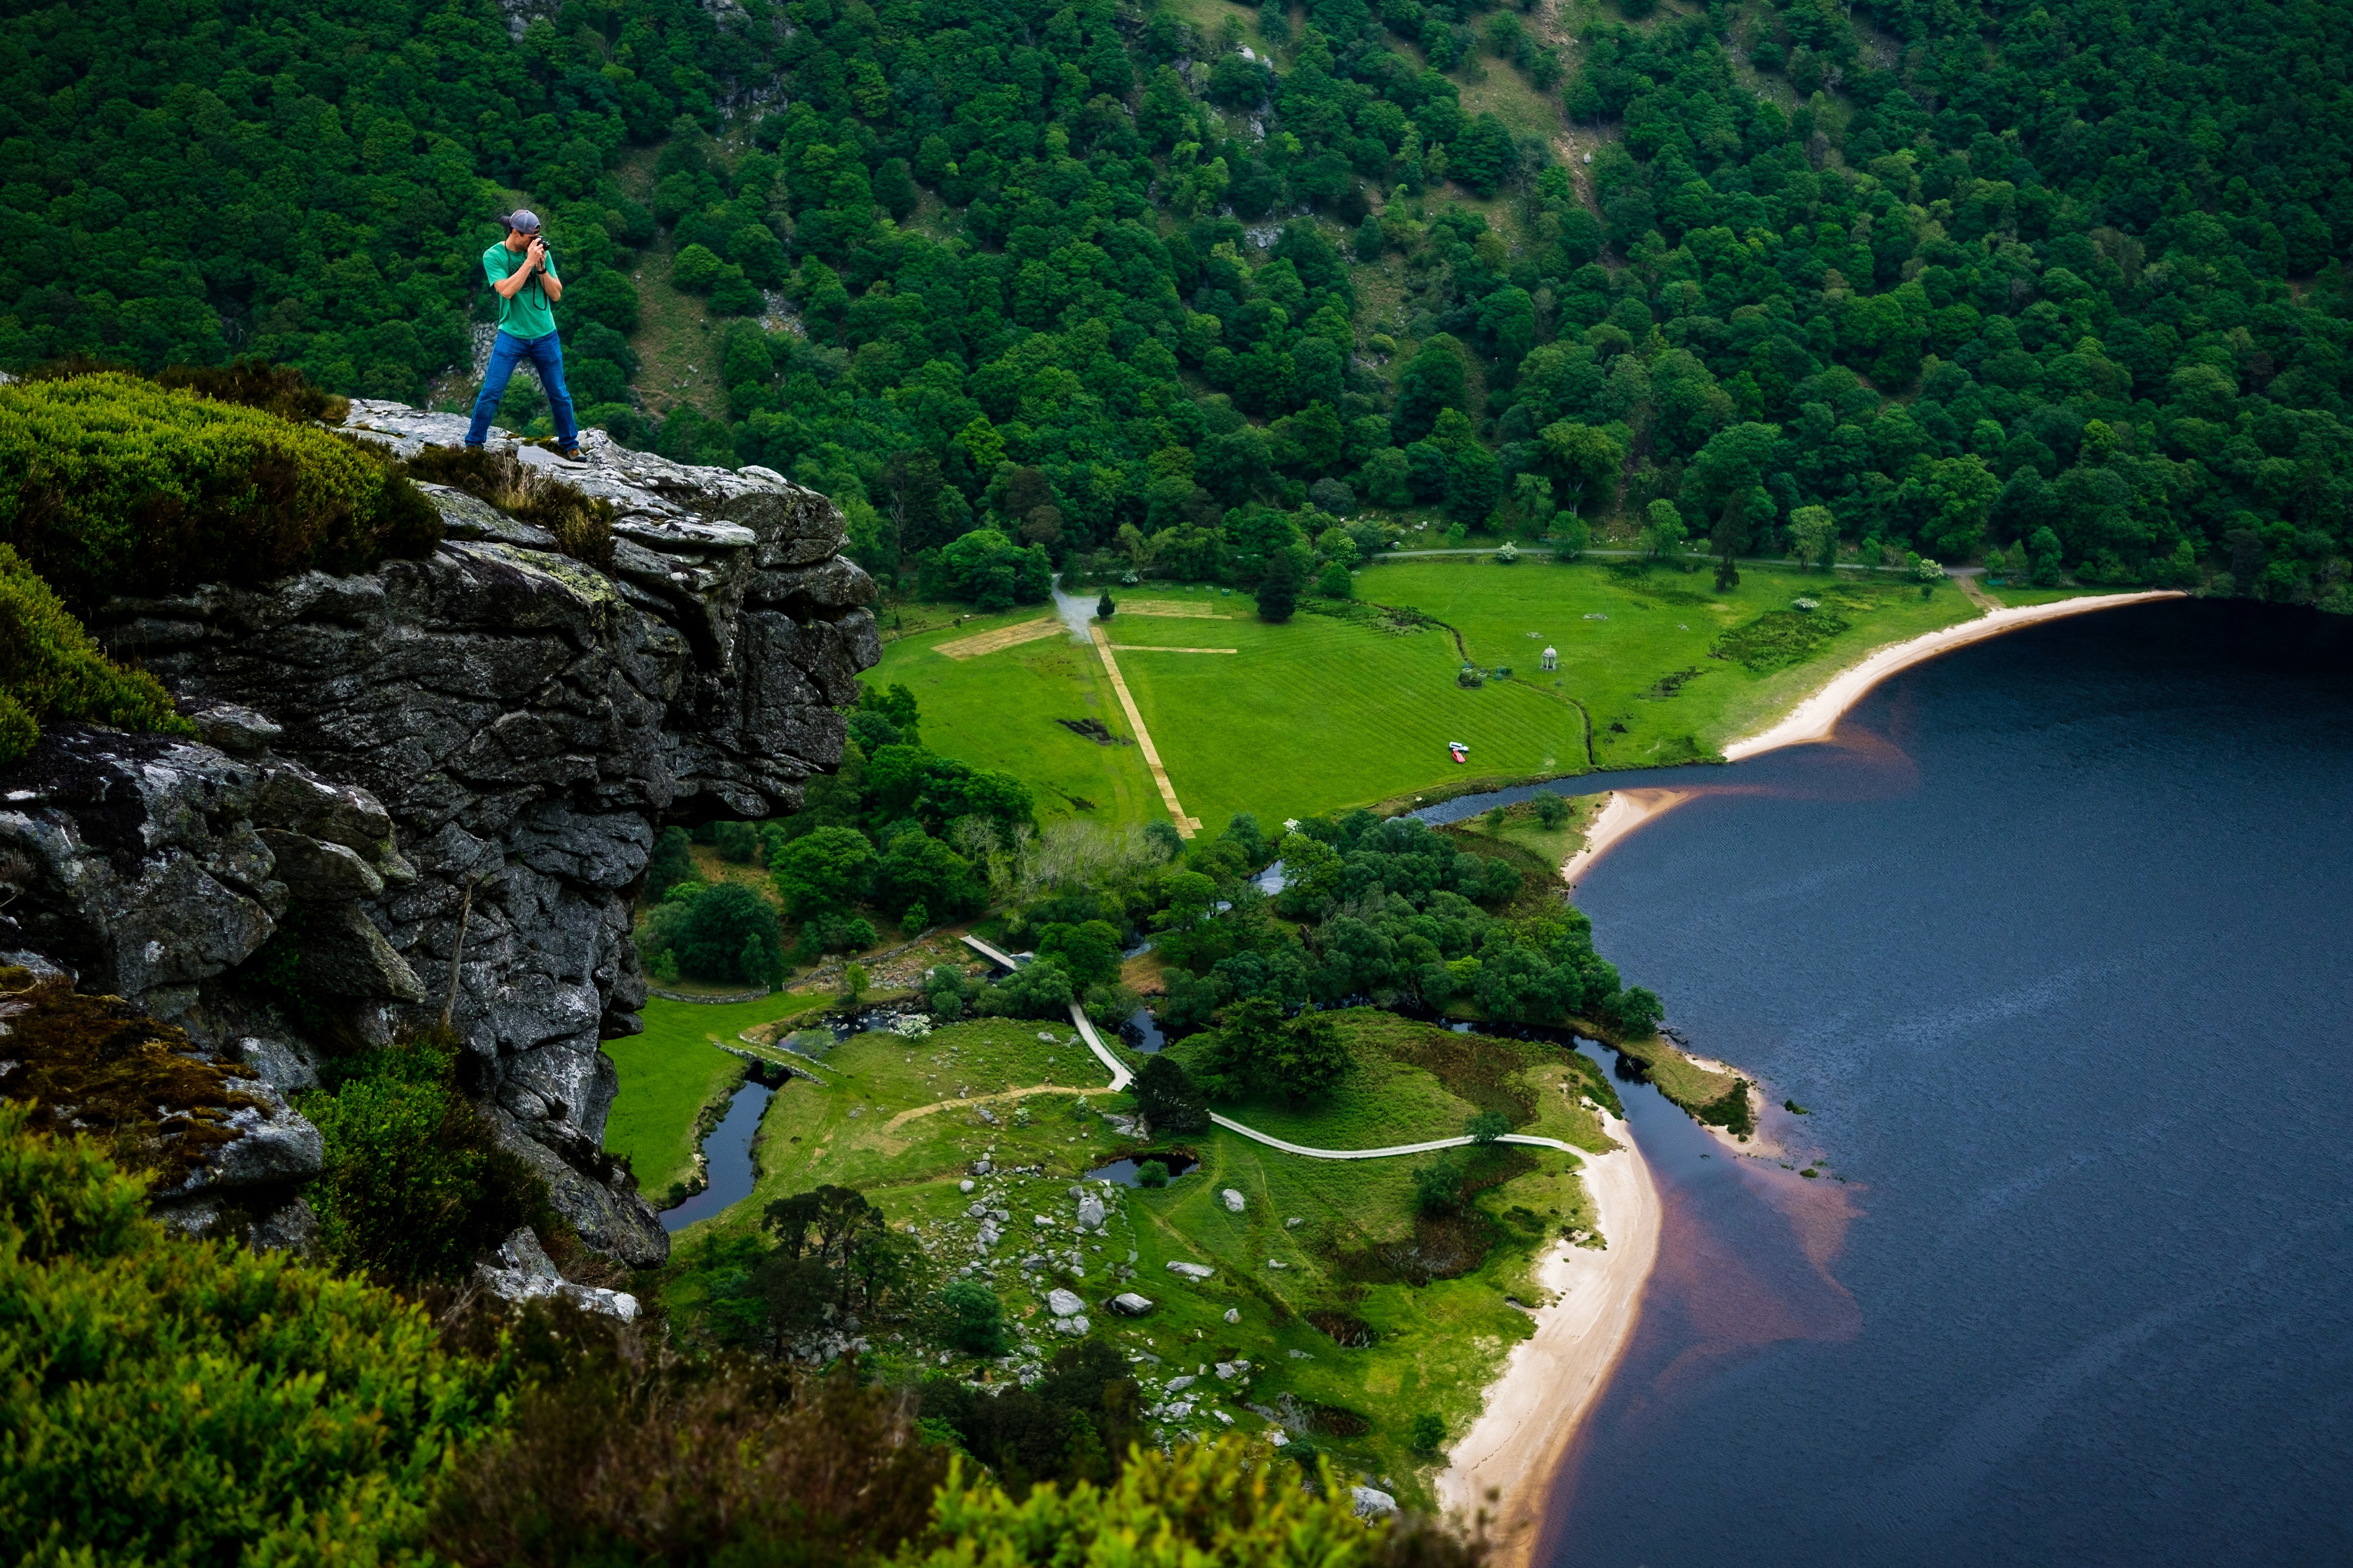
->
[659, 1079, 772, 1233]
[1525, 600, 2353, 1568]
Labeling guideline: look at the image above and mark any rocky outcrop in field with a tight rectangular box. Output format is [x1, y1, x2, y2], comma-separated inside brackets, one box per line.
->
[0, 409, 875, 1263]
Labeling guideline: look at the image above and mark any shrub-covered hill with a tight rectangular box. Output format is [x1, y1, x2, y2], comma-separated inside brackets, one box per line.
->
[3, 0, 2350, 603]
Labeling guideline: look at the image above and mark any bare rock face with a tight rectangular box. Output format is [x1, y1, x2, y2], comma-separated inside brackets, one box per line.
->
[0, 409, 877, 1266]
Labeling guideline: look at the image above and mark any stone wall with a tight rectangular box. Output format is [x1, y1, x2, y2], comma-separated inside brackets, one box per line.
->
[0, 408, 876, 1264]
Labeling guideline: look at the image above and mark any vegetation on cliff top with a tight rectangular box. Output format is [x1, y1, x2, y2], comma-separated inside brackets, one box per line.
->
[0, 371, 441, 608]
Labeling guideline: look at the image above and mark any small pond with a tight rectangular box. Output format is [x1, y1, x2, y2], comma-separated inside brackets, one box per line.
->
[658, 1079, 773, 1232]
[1084, 1152, 1199, 1187]
[1119, 1005, 1166, 1054]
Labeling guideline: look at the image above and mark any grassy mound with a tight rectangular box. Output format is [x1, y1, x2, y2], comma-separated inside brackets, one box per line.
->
[0, 371, 440, 608]
[0, 543, 194, 766]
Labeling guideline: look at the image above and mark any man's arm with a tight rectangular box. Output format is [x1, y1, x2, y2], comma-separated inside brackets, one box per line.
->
[539, 251, 563, 304]
[488, 245, 531, 299]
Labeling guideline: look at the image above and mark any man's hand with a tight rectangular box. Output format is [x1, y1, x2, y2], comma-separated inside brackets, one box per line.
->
[526, 236, 547, 272]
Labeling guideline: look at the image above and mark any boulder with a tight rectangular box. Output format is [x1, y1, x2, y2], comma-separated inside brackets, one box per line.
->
[1166, 1260, 1215, 1280]
[1109, 1292, 1155, 1317]
[473, 1227, 640, 1322]
[1224, 1307, 1241, 1325]
[1076, 1193, 1105, 1229]
[1222, 1188, 1246, 1212]
[1046, 1288, 1086, 1317]
[1351, 1487, 1398, 1520]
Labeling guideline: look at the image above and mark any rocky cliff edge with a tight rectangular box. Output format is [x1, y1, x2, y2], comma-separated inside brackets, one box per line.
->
[0, 406, 878, 1265]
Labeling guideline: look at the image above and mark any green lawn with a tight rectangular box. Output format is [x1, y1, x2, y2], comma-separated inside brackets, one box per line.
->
[869, 607, 1162, 828]
[872, 564, 2060, 837]
[600, 992, 836, 1204]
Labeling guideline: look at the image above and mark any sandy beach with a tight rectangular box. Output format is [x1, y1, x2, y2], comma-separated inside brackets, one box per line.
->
[1436, 1112, 1662, 1565]
[1560, 788, 1695, 892]
[1723, 590, 2184, 760]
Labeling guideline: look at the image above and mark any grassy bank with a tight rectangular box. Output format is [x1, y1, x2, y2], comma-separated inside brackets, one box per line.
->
[654, 1009, 1628, 1508]
[600, 993, 835, 1203]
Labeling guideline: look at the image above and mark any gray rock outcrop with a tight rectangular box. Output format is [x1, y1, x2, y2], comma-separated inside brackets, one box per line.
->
[0, 408, 876, 1266]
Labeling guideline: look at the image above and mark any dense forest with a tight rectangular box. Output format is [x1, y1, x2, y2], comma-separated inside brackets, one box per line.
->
[2, 0, 2348, 598]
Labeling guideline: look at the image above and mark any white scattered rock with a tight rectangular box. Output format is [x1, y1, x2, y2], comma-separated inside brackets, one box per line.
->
[1265, 1259, 1288, 1270]
[1166, 1261, 1215, 1280]
[473, 1228, 640, 1322]
[1059, 1315, 1091, 1335]
[1351, 1487, 1398, 1520]
[1166, 1374, 1197, 1392]
[1047, 1288, 1086, 1317]
[959, 1178, 976, 1193]
[1269, 1431, 1289, 1446]
[1109, 1292, 1156, 1317]
[1287, 1349, 1314, 1359]
[1285, 1216, 1304, 1229]
[1223, 1307, 1241, 1325]
[1033, 1214, 1053, 1228]
[968, 1202, 988, 1218]
[1213, 1409, 1234, 1426]
[977, 1107, 1000, 1125]
[1213, 1361, 1238, 1380]
[1077, 1194, 1105, 1229]
[1221, 1188, 1246, 1213]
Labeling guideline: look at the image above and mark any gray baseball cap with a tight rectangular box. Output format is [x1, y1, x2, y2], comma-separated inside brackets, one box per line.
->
[501, 208, 541, 234]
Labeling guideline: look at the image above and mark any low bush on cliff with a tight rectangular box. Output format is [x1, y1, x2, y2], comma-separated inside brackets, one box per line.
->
[0, 370, 440, 608]
[300, 1032, 551, 1288]
[0, 1102, 505, 1565]
[0, 545, 194, 766]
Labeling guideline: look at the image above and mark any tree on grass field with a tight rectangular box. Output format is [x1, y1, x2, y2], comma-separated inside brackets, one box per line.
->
[761, 1184, 906, 1319]
[1411, 1157, 1467, 1216]
[1256, 551, 1301, 623]
[1464, 1110, 1510, 1145]
[1410, 1413, 1447, 1456]
[1096, 591, 1115, 618]
[1131, 1054, 1210, 1134]
[939, 1279, 1012, 1355]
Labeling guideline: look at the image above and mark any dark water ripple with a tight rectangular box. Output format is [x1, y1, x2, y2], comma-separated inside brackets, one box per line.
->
[1537, 600, 2353, 1568]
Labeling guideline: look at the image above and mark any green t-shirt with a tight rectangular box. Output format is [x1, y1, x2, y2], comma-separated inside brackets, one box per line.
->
[482, 241, 560, 339]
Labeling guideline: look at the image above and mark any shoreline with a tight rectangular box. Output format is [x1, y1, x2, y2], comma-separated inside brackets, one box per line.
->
[1722, 590, 2184, 760]
[1559, 788, 1696, 893]
[1435, 1111, 1662, 1565]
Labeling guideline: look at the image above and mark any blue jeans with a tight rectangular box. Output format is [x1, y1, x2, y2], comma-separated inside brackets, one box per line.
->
[465, 329, 577, 449]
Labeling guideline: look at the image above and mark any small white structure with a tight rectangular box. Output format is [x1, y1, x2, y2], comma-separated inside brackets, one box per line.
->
[1541, 645, 1558, 671]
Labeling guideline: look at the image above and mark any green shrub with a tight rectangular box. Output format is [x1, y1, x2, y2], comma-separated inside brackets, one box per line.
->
[0, 544, 194, 767]
[939, 1278, 1013, 1355]
[0, 372, 440, 608]
[0, 1102, 502, 1564]
[300, 1034, 551, 1287]
[154, 356, 350, 424]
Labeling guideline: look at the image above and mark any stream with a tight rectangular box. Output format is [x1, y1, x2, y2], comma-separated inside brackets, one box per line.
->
[657, 1079, 774, 1233]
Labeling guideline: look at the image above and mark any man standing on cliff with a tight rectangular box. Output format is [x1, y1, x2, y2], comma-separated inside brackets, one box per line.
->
[465, 209, 584, 461]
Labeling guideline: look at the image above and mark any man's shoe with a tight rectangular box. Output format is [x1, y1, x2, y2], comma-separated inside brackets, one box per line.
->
[552, 446, 587, 465]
